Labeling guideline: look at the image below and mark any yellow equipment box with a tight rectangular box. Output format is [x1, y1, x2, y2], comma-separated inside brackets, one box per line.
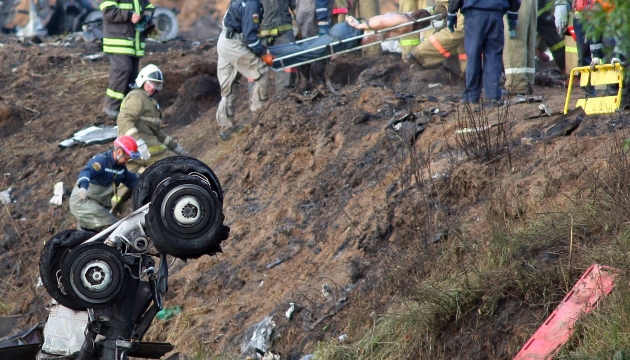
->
[564, 64, 624, 115]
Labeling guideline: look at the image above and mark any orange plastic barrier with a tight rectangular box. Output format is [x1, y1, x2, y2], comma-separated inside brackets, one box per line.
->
[513, 264, 615, 360]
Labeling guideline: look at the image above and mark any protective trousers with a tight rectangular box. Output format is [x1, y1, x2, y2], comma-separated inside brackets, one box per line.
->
[537, 0, 565, 72]
[104, 55, 139, 116]
[463, 11, 504, 102]
[572, 15, 590, 66]
[295, 0, 333, 86]
[261, 31, 297, 90]
[332, 0, 349, 24]
[355, 0, 381, 56]
[216, 28, 269, 129]
[399, 0, 433, 58]
[70, 184, 117, 230]
[411, 11, 466, 77]
[503, 0, 536, 95]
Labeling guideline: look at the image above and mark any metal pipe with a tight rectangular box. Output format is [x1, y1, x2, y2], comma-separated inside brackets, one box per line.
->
[84, 203, 150, 244]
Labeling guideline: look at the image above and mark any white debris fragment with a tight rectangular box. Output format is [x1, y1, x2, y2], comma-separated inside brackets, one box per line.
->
[338, 334, 348, 342]
[428, 83, 443, 88]
[241, 316, 276, 359]
[0, 187, 14, 204]
[83, 53, 105, 61]
[321, 284, 332, 298]
[285, 303, 296, 320]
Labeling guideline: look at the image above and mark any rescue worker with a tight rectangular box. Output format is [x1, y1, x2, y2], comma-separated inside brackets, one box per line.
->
[100, 0, 155, 119]
[268, 10, 432, 67]
[537, 0, 566, 73]
[555, 0, 604, 97]
[217, 0, 274, 141]
[448, 0, 520, 107]
[332, 0, 350, 24]
[399, 0, 434, 60]
[295, 0, 334, 87]
[258, 0, 298, 91]
[70, 136, 140, 231]
[503, 0, 536, 95]
[408, 1, 467, 78]
[114, 64, 189, 209]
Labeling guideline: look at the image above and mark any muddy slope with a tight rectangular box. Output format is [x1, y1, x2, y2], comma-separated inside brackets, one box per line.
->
[0, 32, 627, 359]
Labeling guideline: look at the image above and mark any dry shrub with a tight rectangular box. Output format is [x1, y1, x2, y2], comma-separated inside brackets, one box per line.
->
[454, 104, 513, 167]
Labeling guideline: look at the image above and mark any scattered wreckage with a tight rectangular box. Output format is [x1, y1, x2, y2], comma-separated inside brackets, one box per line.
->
[0, 156, 229, 359]
[0, 0, 178, 40]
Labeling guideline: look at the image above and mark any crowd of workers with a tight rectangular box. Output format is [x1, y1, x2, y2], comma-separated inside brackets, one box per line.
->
[71, 0, 623, 228]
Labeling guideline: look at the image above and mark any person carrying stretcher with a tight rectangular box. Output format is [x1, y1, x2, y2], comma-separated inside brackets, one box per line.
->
[267, 8, 433, 68]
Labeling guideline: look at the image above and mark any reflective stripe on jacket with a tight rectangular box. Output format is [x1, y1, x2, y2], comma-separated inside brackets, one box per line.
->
[259, 0, 295, 36]
[117, 89, 178, 155]
[100, 0, 154, 57]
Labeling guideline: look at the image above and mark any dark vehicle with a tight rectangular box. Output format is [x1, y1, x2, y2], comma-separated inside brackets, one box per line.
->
[0, 0, 178, 40]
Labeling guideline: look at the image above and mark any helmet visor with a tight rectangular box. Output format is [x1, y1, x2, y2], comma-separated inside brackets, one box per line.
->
[148, 80, 163, 91]
[128, 151, 142, 161]
[116, 141, 141, 160]
[146, 70, 163, 82]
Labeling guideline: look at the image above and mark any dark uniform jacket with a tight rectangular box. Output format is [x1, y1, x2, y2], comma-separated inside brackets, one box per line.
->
[448, 0, 520, 14]
[77, 149, 137, 190]
[117, 88, 180, 156]
[223, 0, 267, 56]
[99, 0, 155, 57]
[259, 0, 296, 37]
[316, 0, 332, 25]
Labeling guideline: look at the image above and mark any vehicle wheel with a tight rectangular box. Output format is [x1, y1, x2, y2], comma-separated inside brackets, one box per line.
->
[39, 230, 95, 311]
[83, 10, 102, 24]
[71, 9, 88, 32]
[132, 156, 223, 210]
[152, 7, 178, 41]
[146, 173, 224, 258]
[60, 243, 128, 309]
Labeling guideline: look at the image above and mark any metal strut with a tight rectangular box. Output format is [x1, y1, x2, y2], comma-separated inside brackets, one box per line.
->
[271, 13, 444, 71]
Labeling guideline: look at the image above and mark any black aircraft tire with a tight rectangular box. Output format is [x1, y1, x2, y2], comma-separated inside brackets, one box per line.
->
[132, 156, 223, 210]
[60, 243, 128, 309]
[146, 173, 224, 258]
[39, 230, 94, 311]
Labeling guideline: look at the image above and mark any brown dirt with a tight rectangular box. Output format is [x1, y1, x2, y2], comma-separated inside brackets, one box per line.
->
[1, 31, 629, 360]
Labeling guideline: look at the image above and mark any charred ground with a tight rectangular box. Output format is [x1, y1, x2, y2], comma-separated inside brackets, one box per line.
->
[1, 32, 630, 359]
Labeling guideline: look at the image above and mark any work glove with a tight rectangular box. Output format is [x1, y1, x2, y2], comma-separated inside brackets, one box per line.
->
[554, 1, 569, 36]
[136, 138, 150, 160]
[611, 57, 629, 67]
[507, 11, 518, 39]
[446, 12, 457, 33]
[173, 143, 190, 156]
[318, 24, 330, 36]
[49, 181, 63, 207]
[590, 57, 603, 70]
[77, 187, 88, 200]
[261, 52, 275, 66]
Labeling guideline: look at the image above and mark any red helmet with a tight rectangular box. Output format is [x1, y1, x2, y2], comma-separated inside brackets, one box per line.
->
[114, 136, 141, 160]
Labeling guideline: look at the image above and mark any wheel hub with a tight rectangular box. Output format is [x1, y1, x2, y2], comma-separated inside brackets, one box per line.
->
[173, 195, 201, 225]
[80, 260, 112, 291]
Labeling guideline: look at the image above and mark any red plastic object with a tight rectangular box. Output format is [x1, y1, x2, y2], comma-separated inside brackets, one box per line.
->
[567, 26, 576, 42]
[513, 264, 615, 360]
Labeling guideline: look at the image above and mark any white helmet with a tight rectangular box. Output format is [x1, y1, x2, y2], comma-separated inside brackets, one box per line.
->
[135, 64, 164, 88]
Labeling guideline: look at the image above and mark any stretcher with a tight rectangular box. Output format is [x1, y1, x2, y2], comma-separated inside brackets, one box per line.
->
[271, 13, 444, 71]
[563, 63, 625, 115]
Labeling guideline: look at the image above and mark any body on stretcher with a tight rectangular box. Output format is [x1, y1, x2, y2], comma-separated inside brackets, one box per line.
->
[270, 13, 443, 71]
